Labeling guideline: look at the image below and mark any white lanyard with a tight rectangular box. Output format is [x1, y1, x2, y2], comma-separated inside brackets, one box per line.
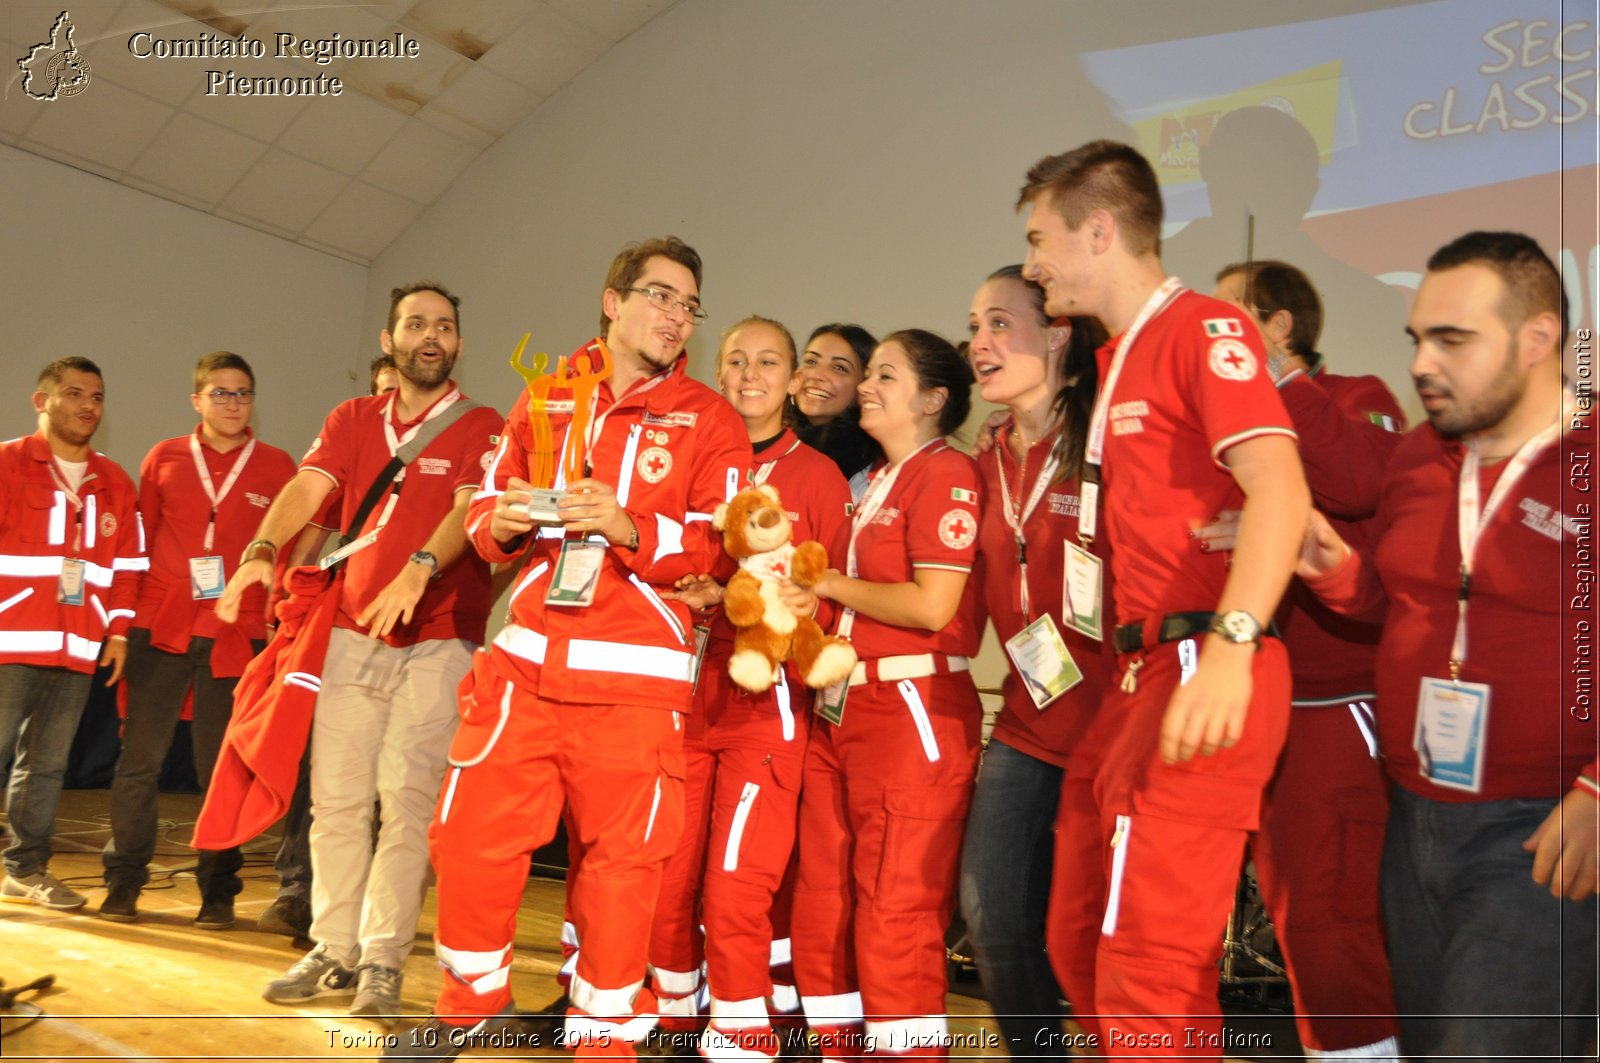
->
[583, 371, 669, 476]
[837, 438, 941, 640]
[378, 387, 460, 527]
[1078, 277, 1185, 543]
[1449, 418, 1560, 678]
[189, 433, 255, 553]
[46, 458, 89, 555]
[995, 427, 1059, 619]
[753, 437, 801, 486]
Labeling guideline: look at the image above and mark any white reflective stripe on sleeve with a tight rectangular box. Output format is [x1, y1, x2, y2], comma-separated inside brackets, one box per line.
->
[1350, 701, 1380, 760]
[616, 424, 643, 507]
[768, 937, 791, 966]
[283, 672, 321, 692]
[567, 639, 693, 683]
[800, 991, 863, 1025]
[90, 595, 107, 627]
[768, 984, 800, 1015]
[112, 556, 149, 573]
[896, 679, 940, 763]
[48, 492, 66, 545]
[1102, 814, 1132, 936]
[643, 776, 663, 842]
[722, 782, 760, 872]
[560, 950, 580, 978]
[0, 588, 34, 614]
[686, 510, 712, 524]
[569, 972, 649, 1025]
[700, 1028, 775, 1062]
[865, 1015, 948, 1048]
[709, 995, 769, 1024]
[561, 920, 580, 948]
[653, 515, 684, 563]
[83, 494, 97, 549]
[107, 608, 135, 622]
[0, 631, 64, 654]
[66, 633, 100, 661]
[775, 671, 794, 742]
[649, 966, 701, 996]
[493, 623, 549, 665]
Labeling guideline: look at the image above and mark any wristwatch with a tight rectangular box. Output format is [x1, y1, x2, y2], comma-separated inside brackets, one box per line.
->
[1209, 609, 1263, 646]
[409, 550, 439, 578]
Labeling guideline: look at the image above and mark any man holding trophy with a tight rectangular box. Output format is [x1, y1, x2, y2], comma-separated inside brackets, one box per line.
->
[397, 237, 752, 1060]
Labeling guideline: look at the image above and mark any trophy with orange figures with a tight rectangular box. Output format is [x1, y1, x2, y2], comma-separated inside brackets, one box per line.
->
[508, 334, 613, 522]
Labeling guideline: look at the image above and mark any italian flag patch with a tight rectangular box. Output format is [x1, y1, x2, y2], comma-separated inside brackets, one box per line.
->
[1203, 318, 1244, 337]
[1367, 412, 1400, 432]
[951, 487, 977, 503]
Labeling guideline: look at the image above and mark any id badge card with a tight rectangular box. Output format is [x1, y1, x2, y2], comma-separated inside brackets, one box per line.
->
[1414, 677, 1490, 793]
[546, 540, 605, 607]
[1004, 614, 1083, 709]
[190, 555, 226, 600]
[815, 679, 848, 726]
[1062, 542, 1103, 640]
[58, 558, 86, 606]
[690, 625, 712, 692]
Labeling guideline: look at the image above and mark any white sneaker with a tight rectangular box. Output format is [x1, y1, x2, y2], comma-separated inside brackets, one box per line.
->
[263, 943, 359, 1004]
[2, 870, 88, 910]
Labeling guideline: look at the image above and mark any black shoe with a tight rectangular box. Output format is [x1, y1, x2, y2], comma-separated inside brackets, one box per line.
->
[257, 894, 312, 938]
[514, 992, 570, 1040]
[98, 883, 140, 923]
[194, 897, 235, 930]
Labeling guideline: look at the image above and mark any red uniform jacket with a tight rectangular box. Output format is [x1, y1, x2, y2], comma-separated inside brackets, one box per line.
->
[467, 343, 752, 713]
[0, 432, 144, 673]
[192, 566, 339, 849]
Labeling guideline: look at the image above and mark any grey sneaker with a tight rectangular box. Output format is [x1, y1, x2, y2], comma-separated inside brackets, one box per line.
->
[2, 870, 87, 910]
[263, 943, 358, 1004]
[350, 963, 403, 1026]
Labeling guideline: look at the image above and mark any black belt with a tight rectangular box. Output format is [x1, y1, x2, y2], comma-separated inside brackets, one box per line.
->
[1112, 612, 1279, 654]
[1113, 612, 1214, 654]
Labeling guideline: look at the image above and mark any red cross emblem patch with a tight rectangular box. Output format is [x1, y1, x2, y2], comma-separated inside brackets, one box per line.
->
[638, 446, 673, 484]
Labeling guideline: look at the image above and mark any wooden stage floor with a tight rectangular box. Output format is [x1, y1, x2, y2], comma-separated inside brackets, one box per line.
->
[2, 790, 1018, 1061]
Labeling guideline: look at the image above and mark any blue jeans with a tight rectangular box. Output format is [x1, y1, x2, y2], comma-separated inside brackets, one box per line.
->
[1384, 784, 1599, 1060]
[0, 663, 93, 878]
[958, 739, 1066, 1057]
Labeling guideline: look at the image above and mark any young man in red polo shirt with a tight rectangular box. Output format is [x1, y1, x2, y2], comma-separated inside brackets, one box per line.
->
[98, 351, 298, 928]
[1017, 141, 1310, 1055]
[217, 282, 502, 1025]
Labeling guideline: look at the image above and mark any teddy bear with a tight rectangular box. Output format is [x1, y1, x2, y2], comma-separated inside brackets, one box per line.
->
[712, 483, 857, 694]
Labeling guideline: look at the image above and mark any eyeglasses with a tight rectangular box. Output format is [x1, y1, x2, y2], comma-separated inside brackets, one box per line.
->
[202, 388, 255, 405]
[623, 286, 707, 324]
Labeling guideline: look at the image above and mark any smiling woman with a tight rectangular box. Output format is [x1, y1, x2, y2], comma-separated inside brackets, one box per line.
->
[793, 323, 881, 499]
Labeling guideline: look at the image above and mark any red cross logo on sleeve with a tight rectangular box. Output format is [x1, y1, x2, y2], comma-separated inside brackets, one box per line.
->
[1207, 338, 1259, 382]
[938, 508, 978, 549]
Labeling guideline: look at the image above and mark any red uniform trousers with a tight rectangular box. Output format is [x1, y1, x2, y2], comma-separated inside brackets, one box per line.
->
[430, 655, 685, 1043]
[793, 673, 980, 1061]
[1253, 701, 1398, 1053]
[1047, 639, 1289, 1058]
[652, 665, 811, 1060]
[648, 705, 715, 1030]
